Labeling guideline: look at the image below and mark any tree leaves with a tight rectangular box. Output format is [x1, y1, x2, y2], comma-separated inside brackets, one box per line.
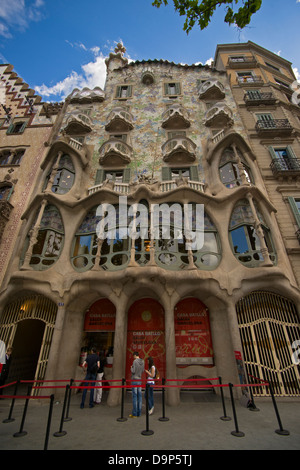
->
[152, 0, 262, 33]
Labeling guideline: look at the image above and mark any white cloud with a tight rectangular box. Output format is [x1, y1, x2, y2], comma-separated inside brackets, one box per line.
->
[0, 0, 44, 38]
[293, 67, 300, 81]
[35, 46, 108, 101]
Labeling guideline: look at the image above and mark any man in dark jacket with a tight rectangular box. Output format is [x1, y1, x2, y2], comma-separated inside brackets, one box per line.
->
[129, 351, 144, 417]
[80, 347, 100, 409]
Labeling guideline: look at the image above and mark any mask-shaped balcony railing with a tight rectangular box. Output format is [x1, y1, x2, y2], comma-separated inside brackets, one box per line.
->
[162, 136, 196, 163]
[204, 103, 233, 127]
[198, 79, 225, 100]
[63, 112, 93, 134]
[99, 138, 132, 165]
[161, 104, 191, 129]
[105, 107, 134, 132]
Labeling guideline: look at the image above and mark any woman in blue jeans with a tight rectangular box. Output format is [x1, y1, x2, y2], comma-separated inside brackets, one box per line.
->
[145, 356, 155, 415]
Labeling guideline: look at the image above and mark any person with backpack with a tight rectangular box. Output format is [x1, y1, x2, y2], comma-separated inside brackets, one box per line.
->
[80, 346, 100, 409]
[145, 356, 156, 415]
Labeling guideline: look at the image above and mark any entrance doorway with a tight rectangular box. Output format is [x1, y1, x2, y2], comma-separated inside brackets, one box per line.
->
[236, 290, 300, 396]
[9, 319, 45, 382]
[126, 298, 165, 381]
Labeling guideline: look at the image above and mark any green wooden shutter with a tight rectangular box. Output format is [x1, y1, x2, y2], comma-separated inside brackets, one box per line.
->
[123, 168, 131, 183]
[116, 86, 122, 98]
[20, 121, 27, 133]
[95, 169, 104, 185]
[287, 146, 297, 159]
[288, 197, 300, 228]
[126, 85, 132, 97]
[6, 123, 14, 135]
[189, 166, 199, 181]
[162, 167, 171, 181]
[175, 82, 181, 95]
[164, 83, 169, 95]
[268, 146, 277, 160]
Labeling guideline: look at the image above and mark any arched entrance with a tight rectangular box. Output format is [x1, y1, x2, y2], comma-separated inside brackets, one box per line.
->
[10, 319, 45, 381]
[126, 298, 165, 381]
[0, 294, 57, 391]
[174, 298, 214, 366]
[236, 290, 300, 396]
[81, 298, 116, 366]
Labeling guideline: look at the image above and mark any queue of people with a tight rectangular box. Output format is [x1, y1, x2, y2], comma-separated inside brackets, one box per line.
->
[80, 347, 158, 417]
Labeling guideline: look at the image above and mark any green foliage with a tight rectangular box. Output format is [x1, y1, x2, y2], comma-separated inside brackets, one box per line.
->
[152, 0, 262, 33]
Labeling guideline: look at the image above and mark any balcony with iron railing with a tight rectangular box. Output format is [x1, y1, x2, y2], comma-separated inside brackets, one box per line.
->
[105, 107, 134, 132]
[244, 91, 277, 106]
[255, 119, 293, 136]
[237, 75, 264, 86]
[99, 138, 132, 165]
[162, 136, 196, 163]
[270, 156, 300, 177]
[161, 104, 190, 129]
[228, 56, 258, 68]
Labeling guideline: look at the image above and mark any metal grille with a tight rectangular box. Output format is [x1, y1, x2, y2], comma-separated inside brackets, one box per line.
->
[0, 295, 57, 395]
[236, 291, 300, 396]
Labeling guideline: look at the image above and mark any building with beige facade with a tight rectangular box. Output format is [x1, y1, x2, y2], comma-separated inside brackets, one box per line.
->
[0, 42, 299, 406]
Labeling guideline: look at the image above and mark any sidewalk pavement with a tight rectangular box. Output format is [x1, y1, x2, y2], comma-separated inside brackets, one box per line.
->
[0, 385, 299, 455]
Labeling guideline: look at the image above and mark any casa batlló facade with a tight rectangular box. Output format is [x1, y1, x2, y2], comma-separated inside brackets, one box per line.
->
[0, 42, 300, 406]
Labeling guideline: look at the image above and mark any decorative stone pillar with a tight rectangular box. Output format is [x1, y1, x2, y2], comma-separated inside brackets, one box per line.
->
[246, 192, 273, 266]
[107, 301, 127, 406]
[21, 198, 47, 270]
[45, 302, 66, 385]
[164, 301, 180, 406]
[45, 151, 63, 193]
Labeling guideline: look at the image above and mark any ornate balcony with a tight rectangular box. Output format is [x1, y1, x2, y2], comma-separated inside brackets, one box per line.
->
[88, 181, 130, 195]
[204, 103, 233, 128]
[270, 157, 300, 177]
[99, 138, 132, 166]
[160, 179, 204, 193]
[162, 136, 196, 163]
[244, 91, 277, 106]
[255, 119, 293, 136]
[198, 79, 225, 100]
[105, 107, 134, 132]
[63, 112, 93, 134]
[162, 104, 190, 129]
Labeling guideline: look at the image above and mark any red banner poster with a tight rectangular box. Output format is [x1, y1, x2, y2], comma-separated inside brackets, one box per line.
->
[126, 298, 165, 381]
[84, 299, 116, 331]
[174, 298, 213, 365]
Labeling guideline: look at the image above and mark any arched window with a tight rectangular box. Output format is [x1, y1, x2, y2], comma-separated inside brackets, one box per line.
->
[229, 199, 276, 267]
[71, 204, 131, 271]
[154, 202, 221, 270]
[219, 147, 253, 188]
[22, 204, 64, 270]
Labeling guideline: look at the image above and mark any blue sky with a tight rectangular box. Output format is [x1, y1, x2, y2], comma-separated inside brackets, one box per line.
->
[0, 0, 300, 102]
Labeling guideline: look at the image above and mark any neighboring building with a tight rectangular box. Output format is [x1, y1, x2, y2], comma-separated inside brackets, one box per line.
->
[0, 43, 299, 406]
[214, 41, 300, 397]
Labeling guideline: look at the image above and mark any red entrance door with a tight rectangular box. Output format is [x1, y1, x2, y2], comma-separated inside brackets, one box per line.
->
[126, 298, 165, 382]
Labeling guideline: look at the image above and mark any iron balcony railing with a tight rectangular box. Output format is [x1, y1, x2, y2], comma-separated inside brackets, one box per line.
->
[270, 157, 300, 176]
[255, 119, 293, 133]
[244, 92, 276, 104]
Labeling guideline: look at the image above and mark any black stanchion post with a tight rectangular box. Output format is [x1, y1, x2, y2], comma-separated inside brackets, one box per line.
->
[159, 378, 169, 422]
[44, 394, 54, 451]
[229, 383, 245, 437]
[117, 378, 127, 422]
[141, 383, 154, 436]
[3, 380, 19, 423]
[269, 382, 290, 436]
[248, 383, 260, 412]
[64, 379, 74, 422]
[13, 386, 31, 437]
[219, 377, 231, 421]
[53, 384, 69, 437]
